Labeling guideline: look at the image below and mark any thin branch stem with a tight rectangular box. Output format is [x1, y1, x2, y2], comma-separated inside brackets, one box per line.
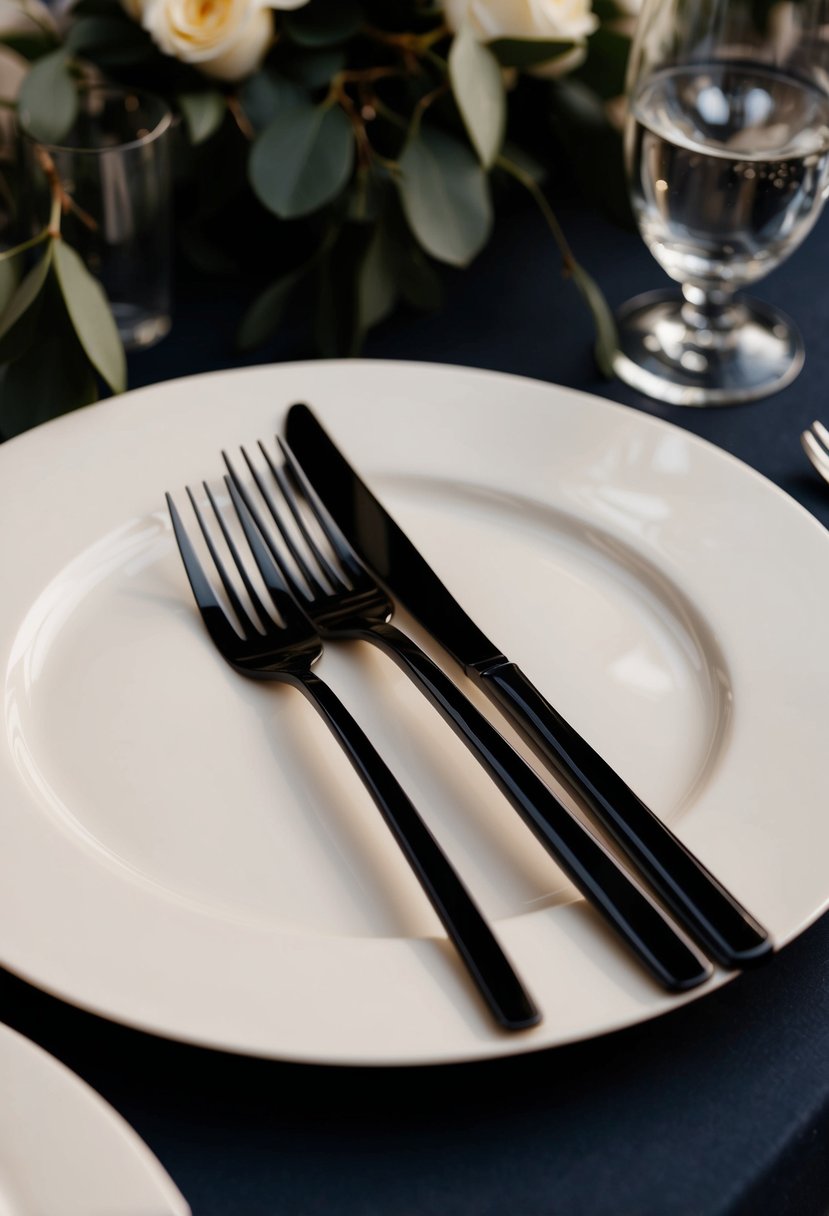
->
[371, 98, 408, 130]
[35, 146, 98, 235]
[361, 21, 449, 60]
[48, 188, 61, 237]
[334, 85, 373, 169]
[496, 153, 576, 272]
[337, 65, 405, 86]
[0, 228, 49, 263]
[410, 82, 450, 139]
[423, 48, 448, 73]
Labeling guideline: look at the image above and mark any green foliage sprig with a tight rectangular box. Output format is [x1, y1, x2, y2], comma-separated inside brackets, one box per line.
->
[0, 144, 125, 435]
[0, 0, 631, 435]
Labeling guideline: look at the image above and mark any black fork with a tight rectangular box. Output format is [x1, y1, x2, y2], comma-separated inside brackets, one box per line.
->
[222, 442, 714, 994]
[165, 480, 541, 1033]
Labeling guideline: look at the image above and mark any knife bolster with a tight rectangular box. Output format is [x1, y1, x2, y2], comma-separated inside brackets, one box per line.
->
[468, 655, 512, 679]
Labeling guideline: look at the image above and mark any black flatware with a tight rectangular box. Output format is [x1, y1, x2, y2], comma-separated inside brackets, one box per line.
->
[224, 439, 712, 994]
[283, 401, 772, 971]
[165, 480, 541, 1033]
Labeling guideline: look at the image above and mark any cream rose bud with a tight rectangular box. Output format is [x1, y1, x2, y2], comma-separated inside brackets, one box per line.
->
[443, 0, 598, 76]
[141, 0, 309, 83]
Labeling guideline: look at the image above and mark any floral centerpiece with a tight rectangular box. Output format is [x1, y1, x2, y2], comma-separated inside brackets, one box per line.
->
[0, 0, 633, 435]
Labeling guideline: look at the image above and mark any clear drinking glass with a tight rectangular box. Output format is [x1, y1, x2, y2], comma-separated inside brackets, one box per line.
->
[613, 0, 829, 405]
[24, 85, 173, 350]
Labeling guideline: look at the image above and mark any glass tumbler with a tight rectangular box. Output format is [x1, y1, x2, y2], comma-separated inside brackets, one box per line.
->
[613, 0, 829, 405]
[24, 85, 173, 350]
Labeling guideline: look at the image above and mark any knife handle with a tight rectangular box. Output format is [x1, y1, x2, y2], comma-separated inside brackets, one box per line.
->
[367, 623, 711, 993]
[472, 660, 771, 970]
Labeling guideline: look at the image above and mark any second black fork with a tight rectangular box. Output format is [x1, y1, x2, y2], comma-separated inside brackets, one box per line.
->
[223, 441, 713, 994]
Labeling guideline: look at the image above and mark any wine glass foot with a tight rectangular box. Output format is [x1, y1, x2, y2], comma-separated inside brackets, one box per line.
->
[611, 289, 804, 407]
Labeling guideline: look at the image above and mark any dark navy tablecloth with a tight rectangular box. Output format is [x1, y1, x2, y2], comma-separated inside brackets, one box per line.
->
[3, 191, 829, 1216]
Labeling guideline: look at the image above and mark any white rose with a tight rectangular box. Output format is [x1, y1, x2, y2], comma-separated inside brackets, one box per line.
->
[443, 0, 598, 76]
[139, 0, 308, 82]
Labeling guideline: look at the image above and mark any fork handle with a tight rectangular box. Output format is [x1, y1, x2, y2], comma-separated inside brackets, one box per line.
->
[475, 662, 771, 969]
[294, 671, 540, 1032]
[362, 622, 711, 993]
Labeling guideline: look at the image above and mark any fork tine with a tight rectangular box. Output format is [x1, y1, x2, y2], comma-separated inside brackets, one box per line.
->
[802, 428, 829, 484]
[203, 480, 268, 626]
[277, 436, 364, 582]
[223, 449, 319, 603]
[187, 485, 260, 638]
[223, 473, 300, 624]
[259, 441, 346, 592]
[166, 492, 223, 614]
[812, 419, 829, 450]
[237, 447, 330, 598]
[165, 491, 244, 649]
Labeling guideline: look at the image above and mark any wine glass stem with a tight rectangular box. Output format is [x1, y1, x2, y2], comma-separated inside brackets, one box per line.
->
[680, 282, 740, 336]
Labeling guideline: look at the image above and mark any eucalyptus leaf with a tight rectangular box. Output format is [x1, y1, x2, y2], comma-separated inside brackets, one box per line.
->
[0, 244, 52, 363]
[52, 239, 126, 394]
[238, 71, 307, 132]
[281, 47, 347, 89]
[66, 16, 149, 55]
[570, 263, 618, 378]
[70, 0, 128, 19]
[179, 225, 240, 276]
[0, 255, 19, 315]
[358, 221, 397, 331]
[249, 100, 354, 219]
[18, 49, 77, 143]
[347, 165, 387, 223]
[237, 269, 303, 350]
[398, 247, 442, 311]
[314, 224, 370, 356]
[178, 91, 226, 145]
[0, 328, 98, 438]
[71, 22, 161, 69]
[449, 25, 505, 169]
[283, 0, 363, 47]
[396, 126, 492, 267]
[489, 38, 576, 69]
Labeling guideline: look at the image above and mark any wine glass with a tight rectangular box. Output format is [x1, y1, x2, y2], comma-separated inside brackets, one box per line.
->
[613, 0, 829, 405]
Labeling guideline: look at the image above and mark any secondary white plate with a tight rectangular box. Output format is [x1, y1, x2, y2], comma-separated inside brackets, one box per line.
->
[1, 359, 828, 1066]
[0, 1021, 189, 1216]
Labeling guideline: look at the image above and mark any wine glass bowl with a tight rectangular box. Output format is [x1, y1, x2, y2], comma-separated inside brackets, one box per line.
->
[613, 0, 829, 405]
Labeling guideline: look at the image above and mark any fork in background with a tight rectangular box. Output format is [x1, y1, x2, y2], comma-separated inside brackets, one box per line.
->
[222, 441, 713, 995]
[801, 420, 829, 486]
[165, 479, 540, 1033]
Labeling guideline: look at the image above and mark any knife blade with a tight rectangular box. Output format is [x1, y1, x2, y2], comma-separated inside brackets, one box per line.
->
[284, 401, 772, 971]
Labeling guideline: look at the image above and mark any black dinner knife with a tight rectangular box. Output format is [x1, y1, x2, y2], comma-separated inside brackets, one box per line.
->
[284, 401, 772, 971]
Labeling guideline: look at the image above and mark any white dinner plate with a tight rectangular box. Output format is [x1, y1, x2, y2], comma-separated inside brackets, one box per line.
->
[0, 1021, 189, 1215]
[1, 359, 828, 1066]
